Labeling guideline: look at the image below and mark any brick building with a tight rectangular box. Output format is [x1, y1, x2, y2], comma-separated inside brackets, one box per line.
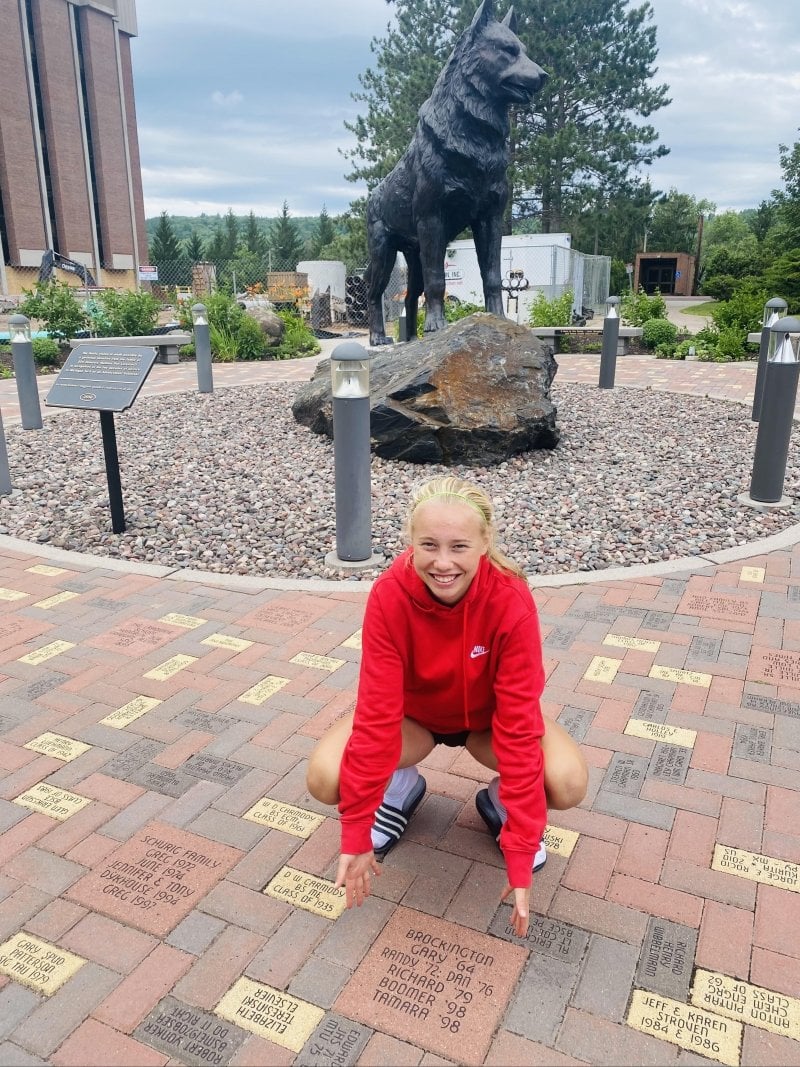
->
[0, 0, 147, 296]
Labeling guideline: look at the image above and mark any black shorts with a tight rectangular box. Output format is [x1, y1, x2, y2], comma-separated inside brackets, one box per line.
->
[431, 729, 471, 748]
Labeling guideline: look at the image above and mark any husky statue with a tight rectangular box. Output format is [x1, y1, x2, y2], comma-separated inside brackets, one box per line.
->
[365, 0, 548, 346]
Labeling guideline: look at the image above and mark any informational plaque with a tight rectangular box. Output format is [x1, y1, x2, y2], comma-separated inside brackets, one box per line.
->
[711, 845, 799, 892]
[264, 867, 345, 919]
[243, 799, 325, 838]
[691, 969, 800, 1041]
[626, 989, 741, 1065]
[215, 978, 324, 1053]
[45, 343, 157, 412]
[24, 733, 91, 762]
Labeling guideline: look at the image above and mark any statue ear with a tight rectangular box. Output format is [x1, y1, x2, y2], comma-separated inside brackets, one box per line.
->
[501, 6, 518, 32]
[469, 0, 494, 33]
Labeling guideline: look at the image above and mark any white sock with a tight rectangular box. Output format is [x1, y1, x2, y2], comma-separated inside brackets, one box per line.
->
[383, 766, 419, 808]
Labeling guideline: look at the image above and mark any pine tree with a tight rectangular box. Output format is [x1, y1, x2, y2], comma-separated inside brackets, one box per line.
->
[244, 211, 269, 256]
[184, 230, 205, 262]
[307, 205, 337, 258]
[345, 0, 671, 232]
[223, 208, 240, 259]
[149, 212, 182, 263]
[269, 201, 304, 269]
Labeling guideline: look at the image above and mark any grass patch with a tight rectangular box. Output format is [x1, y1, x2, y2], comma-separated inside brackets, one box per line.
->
[682, 301, 720, 316]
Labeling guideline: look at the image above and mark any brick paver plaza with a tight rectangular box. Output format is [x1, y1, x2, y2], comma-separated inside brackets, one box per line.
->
[0, 352, 798, 1066]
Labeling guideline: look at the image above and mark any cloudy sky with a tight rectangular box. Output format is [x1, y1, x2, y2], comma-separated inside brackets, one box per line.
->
[131, 0, 799, 221]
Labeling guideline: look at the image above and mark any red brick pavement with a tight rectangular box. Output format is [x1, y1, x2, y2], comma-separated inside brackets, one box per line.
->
[0, 355, 798, 1065]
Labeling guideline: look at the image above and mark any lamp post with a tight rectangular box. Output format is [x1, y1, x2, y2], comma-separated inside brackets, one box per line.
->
[598, 295, 621, 389]
[752, 296, 787, 421]
[0, 407, 11, 495]
[8, 314, 43, 429]
[324, 341, 383, 569]
[746, 315, 800, 506]
[191, 303, 213, 394]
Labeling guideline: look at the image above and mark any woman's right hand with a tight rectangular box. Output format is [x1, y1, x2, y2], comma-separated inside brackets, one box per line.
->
[335, 851, 381, 909]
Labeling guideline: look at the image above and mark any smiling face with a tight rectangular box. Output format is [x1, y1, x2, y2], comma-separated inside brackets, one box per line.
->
[411, 501, 490, 606]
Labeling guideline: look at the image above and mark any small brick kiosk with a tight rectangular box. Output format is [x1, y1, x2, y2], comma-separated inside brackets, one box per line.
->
[633, 252, 696, 296]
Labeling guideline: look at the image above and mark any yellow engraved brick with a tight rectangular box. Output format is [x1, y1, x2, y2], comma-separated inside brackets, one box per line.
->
[711, 844, 800, 892]
[740, 567, 765, 583]
[23, 733, 91, 762]
[0, 933, 85, 995]
[238, 676, 290, 706]
[143, 655, 197, 680]
[12, 783, 92, 821]
[604, 633, 660, 653]
[649, 664, 712, 687]
[201, 633, 253, 651]
[290, 652, 346, 672]
[627, 989, 741, 1066]
[243, 798, 325, 839]
[691, 969, 800, 1041]
[342, 629, 362, 650]
[264, 866, 346, 919]
[100, 696, 162, 728]
[543, 824, 579, 858]
[215, 977, 324, 1053]
[0, 588, 28, 601]
[584, 656, 621, 683]
[26, 565, 68, 576]
[158, 613, 207, 629]
[18, 641, 75, 665]
[624, 719, 697, 748]
[33, 591, 79, 609]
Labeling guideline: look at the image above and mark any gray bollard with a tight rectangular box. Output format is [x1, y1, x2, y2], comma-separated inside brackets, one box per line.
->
[749, 316, 800, 504]
[398, 312, 408, 342]
[9, 315, 43, 429]
[752, 296, 787, 422]
[323, 342, 381, 566]
[0, 408, 12, 495]
[598, 296, 621, 389]
[191, 303, 214, 394]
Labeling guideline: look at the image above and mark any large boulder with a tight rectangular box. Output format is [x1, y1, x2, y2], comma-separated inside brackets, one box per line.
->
[239, 297, 284, 346]
[292, 313, 559, 465]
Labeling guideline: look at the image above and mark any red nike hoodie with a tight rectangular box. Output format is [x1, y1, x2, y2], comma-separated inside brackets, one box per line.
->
[338, 548, 547, 888]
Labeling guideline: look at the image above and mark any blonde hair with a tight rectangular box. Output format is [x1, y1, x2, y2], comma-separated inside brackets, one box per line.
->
[405, 476, 525, 579]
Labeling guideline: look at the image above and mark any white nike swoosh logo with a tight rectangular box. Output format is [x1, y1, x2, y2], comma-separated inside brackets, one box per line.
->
[470, 649, 489, 659]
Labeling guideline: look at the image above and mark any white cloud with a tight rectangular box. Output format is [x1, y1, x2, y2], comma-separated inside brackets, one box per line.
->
[211, 90, 244, 108]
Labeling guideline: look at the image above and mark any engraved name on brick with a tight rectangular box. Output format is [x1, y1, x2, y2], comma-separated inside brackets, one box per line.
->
[134, 995, 248, 1066]
[603, 753, 649, 797]
[635, 917, 697, 1001]
[732, 725, 772, 763]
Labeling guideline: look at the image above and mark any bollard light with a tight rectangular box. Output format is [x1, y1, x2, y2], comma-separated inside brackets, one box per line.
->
[605, 295, 620, 318]
[191, 302, 213, 394]
[9, 314, 42, 430]
[599, 295, 621, 389]
[746, 314, 800, 506]
[763, 296, 787, 328]
[325, 342, 383, 570]
[331, 342, 371, 398]
[9, 315, 31, 343]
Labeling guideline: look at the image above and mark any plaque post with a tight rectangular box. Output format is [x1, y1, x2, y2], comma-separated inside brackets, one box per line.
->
[9, 315, 43, 430]
[191, 303, 213, 394]
[598, 296, 620, 389]
[0, 407, 12, 495]
[99, 410, 126, 533]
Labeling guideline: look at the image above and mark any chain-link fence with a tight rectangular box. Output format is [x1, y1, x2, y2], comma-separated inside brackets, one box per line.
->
[148, 243, 609, 331]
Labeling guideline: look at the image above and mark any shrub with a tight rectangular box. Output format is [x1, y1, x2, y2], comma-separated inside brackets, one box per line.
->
[620, 287, 667, 326]
[273, 311, 320, 359]
[93, 289, 160, 336]
[234, 314, 270, 361]
[528, 289, 574, 327]
[711, 283, 766, 335]
[446, 299, 484, 322]
[642, 318, 678, 350]
[654, 343, 678, 359]
[18, 281, 88, 341]
[31, 337, 61, 366]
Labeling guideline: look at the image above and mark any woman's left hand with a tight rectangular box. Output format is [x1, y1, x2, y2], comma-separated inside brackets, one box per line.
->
[500, 884, 530, 938]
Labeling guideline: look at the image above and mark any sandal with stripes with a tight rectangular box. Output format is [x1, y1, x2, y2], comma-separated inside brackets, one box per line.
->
[371, 774, 427, 858]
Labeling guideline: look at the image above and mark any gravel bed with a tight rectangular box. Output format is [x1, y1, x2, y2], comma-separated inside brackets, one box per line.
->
[1, 381, 799, 580]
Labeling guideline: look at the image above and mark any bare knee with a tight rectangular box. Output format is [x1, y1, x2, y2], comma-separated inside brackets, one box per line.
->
[546, 750, 589, 810]
[305, 758, 339, 808]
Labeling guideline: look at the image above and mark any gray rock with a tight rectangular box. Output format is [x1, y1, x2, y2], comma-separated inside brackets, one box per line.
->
[292, 313, 559, 466]
[240, 299, 284, 346]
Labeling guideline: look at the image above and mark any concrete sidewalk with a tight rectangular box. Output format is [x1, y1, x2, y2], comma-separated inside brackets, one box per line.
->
[0, 355, 798, 1066]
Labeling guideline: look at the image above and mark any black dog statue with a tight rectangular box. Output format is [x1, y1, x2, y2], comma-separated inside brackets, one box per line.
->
[365, 0, 547, 346]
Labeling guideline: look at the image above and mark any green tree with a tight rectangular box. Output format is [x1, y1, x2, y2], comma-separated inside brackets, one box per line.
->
[345, 0, 671, 233]
[316, 199, 370, 272]
[647, 188, 715, 254]
[269, 201, 304, 269]
[774, 133, 800, 244]
[184, 230, 205, 262]
[307, 205, 337, 259]
[149, 212, 182, 263]
[244, 211, 269, 256]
